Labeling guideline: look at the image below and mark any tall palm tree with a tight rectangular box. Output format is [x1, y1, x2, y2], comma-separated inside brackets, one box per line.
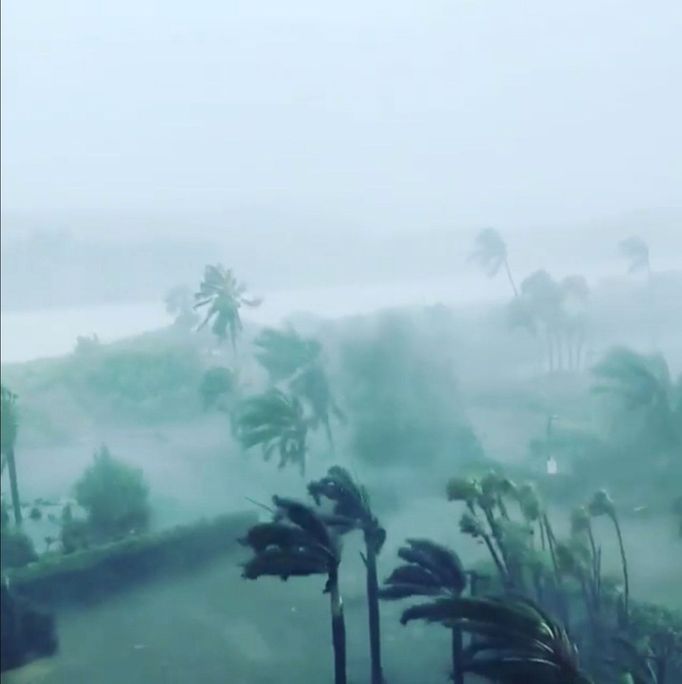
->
[560, 275, 590, 371]
[235, 389, 310, 475]
[592, 347, 681, 454]
[400, 595, 592, 684]
[240, 496, 347, 684]
[470, 228, 519, 297]
[379, 539, 467, 684]
[308, 467, 386, 684]
[588, 490, 630, 627]
[194, 265, 261, 351]
[0, 386, 22, 525]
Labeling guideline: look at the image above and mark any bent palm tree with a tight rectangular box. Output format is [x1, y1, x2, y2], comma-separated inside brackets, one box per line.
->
[308, 467, 386, 684]
[254, 327, 343, 449]
[254, 327, 321, 383]
[194, 265, 261, 351]
[0, 386, 22, 525]
[240, 497, 346, 684]
[619, 236, 651, 276]
[592, 347, 681, 454]
[380, 539, 467, 684]
[470, 228, 518, 297]
[235, 389, 309, 475]
[401, 595, 592, 684]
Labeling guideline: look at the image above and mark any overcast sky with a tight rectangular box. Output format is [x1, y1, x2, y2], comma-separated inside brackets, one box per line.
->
[2, 0, 681, 236]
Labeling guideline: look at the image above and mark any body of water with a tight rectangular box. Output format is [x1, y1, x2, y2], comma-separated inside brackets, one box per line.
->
[0, 274, 503, 364]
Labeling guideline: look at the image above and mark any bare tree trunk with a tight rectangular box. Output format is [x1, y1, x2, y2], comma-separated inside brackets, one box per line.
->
[365, 543, 383, 684]
[6, 447, 22, 525]
[329, 569, 347, 684]
[504, 258, 519, 298]
[451, 626, 464, 684]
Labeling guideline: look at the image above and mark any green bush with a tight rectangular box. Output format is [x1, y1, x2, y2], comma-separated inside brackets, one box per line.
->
[74, 446, 150, 540]
[1, 528, 38, 569]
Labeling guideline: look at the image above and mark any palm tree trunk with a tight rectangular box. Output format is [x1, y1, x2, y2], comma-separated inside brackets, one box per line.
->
[609, 512, 629, 627]
[6, 446, 22, 525]
[328, 569, 347, 684]
[504, 258, 519, 298]
[451, 626, 464, 684]
[365, 542, 383, 684]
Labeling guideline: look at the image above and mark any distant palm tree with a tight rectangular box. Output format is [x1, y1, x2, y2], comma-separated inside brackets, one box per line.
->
[619, 236, 657, 348]
[470, 228, 519, 298]
[308, 467, 386, 684]
[380, 539, 467, 684]
[240, 496, 347, 684]
[560, 275, 590, 371]
[0, 386, 22, 525]
[235, 389, 310, 475]
[592, 347, 681, 455]
[401, 595, 592, 684]
[619, 236, 651, 276]
[194, 265, 261, 351]
[254, 327, 321, 383]
[165, 284, 199, 330]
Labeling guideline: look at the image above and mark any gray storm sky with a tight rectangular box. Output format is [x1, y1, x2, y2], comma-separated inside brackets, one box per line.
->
[2, 0, 681, 234]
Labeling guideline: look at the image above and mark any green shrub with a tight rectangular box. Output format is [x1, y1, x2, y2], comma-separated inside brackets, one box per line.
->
[1, 528, 38, 569]
[74, 446, 150, 540]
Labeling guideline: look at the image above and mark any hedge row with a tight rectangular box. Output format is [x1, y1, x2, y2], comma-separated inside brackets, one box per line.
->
[7, 511, 257, 606]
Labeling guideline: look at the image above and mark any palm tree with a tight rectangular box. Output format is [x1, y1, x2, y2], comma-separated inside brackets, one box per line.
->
[619, 236, 657, 348]
[591, 347, 681, 455]
[308, 467, 386, 684]
[560, 275, 590, 371]
[588, 490, 630, 627]
[470, 228, 519, 297]
[0, 386, 22, 525]
[619, 236, 651, 276]
[235, 389, 310, 475]
[194, 265, 261, 351]
[379, 539, 467, 684]
[240, 496, 347, 684]
[255, 327, 343, 449]
[253, 327, 321, 383]
[519, 270, 565, 372]
[164, 284, 199, 330]
[400, 595, 592, 684]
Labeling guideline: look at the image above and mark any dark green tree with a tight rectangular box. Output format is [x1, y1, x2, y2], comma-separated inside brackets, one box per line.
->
[401, 595, 592, 684]
[235, 389, 309, 475]
[380, 539, 467, 684]
[240, 496, 347, 684]
[308, 467, 386, 684]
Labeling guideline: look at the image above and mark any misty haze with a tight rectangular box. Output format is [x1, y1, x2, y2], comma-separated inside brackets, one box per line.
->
[1, 2, 681, 684]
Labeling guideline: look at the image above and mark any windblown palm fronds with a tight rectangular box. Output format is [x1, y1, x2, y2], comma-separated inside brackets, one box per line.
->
[236, 389, 309, 475]
[308, 466, 385, 684]
[194, 265, 261, 349]
[470, 228, 519, 297]
[253, 327, 321, 383]
[380, 539, 467, 684]
[401, 595, 592, 684]
[240, 497, 347, 684]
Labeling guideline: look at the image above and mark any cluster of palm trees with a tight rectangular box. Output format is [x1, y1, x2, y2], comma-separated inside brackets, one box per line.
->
[239, 466, 596, 684]
[470, 228, 658, 373]
[192, 265, 342, 475]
